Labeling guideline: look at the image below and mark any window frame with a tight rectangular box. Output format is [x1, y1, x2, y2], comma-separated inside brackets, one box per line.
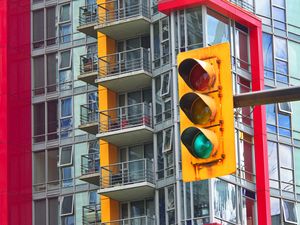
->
[58, 145, 74, 167]
[59, 50, 72, 70]
[160, 72, 171, 97]
[282, 200, 298, 224]
[60, 195, 74, 216]
[59, 3, 71, 23]
[163, 127, 173, 153]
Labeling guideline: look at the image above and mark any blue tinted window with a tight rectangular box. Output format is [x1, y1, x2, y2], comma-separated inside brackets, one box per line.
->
[266, 104, 276, 125]
[263, 33, 274, 79]
[278, 113, 291, 136]
[275, 37, 287, 60]
[61, 98, 72, 117]
[273, 0, 285, 7]
[272, 6, 286, 30]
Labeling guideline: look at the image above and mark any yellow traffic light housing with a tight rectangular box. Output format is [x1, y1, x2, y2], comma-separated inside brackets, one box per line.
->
[178, 42, 235, 182]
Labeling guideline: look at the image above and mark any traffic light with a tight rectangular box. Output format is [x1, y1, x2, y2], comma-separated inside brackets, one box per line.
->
[178, 42, 235, 182]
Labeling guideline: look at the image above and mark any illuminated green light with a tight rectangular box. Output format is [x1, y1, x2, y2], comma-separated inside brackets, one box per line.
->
[193, 133, 213, 159]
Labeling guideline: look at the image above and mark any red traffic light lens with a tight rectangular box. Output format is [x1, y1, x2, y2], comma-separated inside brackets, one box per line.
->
[178, 58, 216, 91]
[189, 64, 210, 91]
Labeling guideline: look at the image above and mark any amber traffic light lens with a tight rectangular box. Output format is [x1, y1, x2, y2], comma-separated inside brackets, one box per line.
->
[191, 98, 212, 124]
[189, 64, 210, 91]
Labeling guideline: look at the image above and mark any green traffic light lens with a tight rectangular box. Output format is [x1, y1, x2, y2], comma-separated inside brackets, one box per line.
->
[193, 132, 213, 159]
[191, 98, 212, 124]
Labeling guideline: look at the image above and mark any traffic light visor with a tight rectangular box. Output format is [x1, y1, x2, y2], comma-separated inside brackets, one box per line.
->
[181, 127, 218, 159]
[179, 92, 217, 125]
[178, 58, 216, 91]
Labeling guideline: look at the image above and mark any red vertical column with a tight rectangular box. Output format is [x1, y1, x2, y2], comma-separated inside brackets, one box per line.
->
[0, 0, 32, 225]
[250, 26, 271, 225]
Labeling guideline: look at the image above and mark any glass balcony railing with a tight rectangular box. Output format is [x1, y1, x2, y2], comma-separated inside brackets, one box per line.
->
[100, 158, 154, 189]
[98, 48, 151, 79]
[81, 152, 100, 176]
[101, 216, 155, 225]
[79, 4, 98, 26]
[83, 204, 101, 225]
[80, 53, 99, 75]
[98, 0, 150, 26]
[80, 103, 99, 126]
[99, 103, 152, 133]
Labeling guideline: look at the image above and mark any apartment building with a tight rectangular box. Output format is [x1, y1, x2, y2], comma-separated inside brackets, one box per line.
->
[1, 0, 300, 225]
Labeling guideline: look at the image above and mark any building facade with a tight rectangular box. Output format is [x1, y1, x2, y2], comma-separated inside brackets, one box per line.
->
[1, 0, 300, 224]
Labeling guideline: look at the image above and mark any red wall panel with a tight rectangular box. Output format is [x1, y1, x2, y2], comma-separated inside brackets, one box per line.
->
[0, 0, 32, 225]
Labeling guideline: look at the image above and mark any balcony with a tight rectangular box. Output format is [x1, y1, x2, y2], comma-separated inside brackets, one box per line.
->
[77, 4, 98, 37]
[79, 103, 99, 134]
[83, 204, 101, 225]
[102, 216, 155, 225]
[97, 48, 152, 92]
[80, 152, 100, 185]
[97, 103, 153, 146]
[79, 53, 98, 85]
[99, 159, 155, 201]
[95, 0, 150, 40]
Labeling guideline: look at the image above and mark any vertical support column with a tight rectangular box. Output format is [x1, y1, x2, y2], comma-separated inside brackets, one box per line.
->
[97, 28, 120, 222]
[250, 26, 271, 225]
[0, 0, 32, 225]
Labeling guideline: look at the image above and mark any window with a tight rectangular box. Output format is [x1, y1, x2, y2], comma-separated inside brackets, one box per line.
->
[59, 24, 71, 43]
[207, 9, 229, 46]
[235, 23, 249, 71]
[49, 198, 59, 225]
[166, 186, 175, 225]
[60, 97, 73, 138]
[279, 102, 291, 113]
[33, 10, 44, 48]
[193, 180, 209, 218]
[164, 98, 172, 120]
[272, 0, 286, 31]
[61, 195, 74, 216]
[46, 7, 56, 46]
[47, 149, 59, 189]
[34, 199, 46, 225]
[47, 53, 57, 92]
[160, 73, 171, 97]
[282, 200, 298, 224]
[62, 167, 74, 187]
[186, 7, 202, 49]
[60, 4, 70, 22]
[59, 146, 73, 166]
[163, 128, 173, 153]
[266, 103, 291, 137]
[262, 33, 274, 79]
[33, 56, 45, 95]
[270, 197, 280, 224]
[33, 151, 46, 191]
[33, 103, 45, 142]
[60, 50, 72, 69]
[153, 18, 170, 68]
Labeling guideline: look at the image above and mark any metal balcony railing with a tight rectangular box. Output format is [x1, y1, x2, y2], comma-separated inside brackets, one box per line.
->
[101, 216, 155, 225]
[228, 0, 254, 12]
[81, 152, 100, 176]
[83, 204, 101, 225]
[80, 103, 99, 125]
[80, 53, 99, 74]
[98, 0, 150, 26]
[98, 48, 151, 79]
[99, 103, 152, 133]
[79, 4, 98, 26]
[100, 159, 154, 189]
